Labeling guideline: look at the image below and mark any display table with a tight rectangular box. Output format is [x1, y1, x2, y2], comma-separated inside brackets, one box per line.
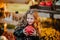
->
[30, 9, 60, 18]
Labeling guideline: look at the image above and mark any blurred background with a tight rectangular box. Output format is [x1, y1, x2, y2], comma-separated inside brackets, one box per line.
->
[0, 0, 60, 40]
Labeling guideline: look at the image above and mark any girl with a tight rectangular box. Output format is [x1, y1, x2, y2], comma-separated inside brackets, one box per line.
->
[14, 11, 41, 40]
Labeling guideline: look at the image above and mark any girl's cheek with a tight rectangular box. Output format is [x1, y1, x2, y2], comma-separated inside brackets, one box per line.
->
[32, 19, 34, 22]
[27, 19, 29, 22]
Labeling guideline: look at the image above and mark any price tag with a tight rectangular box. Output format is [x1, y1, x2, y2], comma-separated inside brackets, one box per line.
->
[38, 12, 50, 18]
[54, 14, 60, 19]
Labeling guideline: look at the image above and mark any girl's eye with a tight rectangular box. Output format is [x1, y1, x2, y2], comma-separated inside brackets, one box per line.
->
[31, 18, 34, 20]
[27, 18, 29, 19]
[31, 18, 33, 19]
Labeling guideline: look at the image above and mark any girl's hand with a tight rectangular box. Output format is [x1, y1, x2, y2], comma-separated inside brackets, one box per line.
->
[23, 28, 36, 36]
[23, 28, 29, 36]
[30, 29, 36, 36]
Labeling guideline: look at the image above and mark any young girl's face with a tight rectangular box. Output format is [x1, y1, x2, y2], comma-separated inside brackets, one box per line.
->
[27, 14, 34, 25]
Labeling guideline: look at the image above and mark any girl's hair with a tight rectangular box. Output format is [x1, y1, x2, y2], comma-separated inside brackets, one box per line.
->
[18, 10, 41, 36]
[17, 10, 30, 27]
[33, 11, 41, 36]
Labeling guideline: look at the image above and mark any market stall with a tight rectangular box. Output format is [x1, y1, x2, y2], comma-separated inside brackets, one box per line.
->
[0, 0, 60, 40]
